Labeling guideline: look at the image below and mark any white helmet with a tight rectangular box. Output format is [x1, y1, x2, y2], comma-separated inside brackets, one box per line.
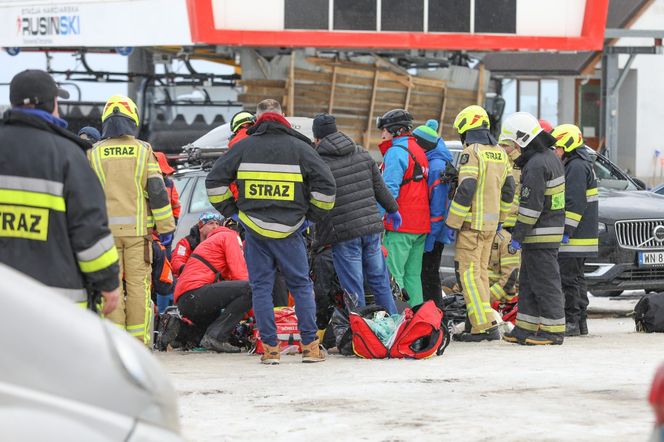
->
[500, 112, 543, 148]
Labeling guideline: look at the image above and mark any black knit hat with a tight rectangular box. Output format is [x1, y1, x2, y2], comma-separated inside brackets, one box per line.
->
[313, 113, 337, 139]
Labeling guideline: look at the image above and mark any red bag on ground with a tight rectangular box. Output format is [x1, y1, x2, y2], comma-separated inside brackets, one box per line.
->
[349, 311, 390, 359]
[253, 307, 302, 354]
[389, 301, 444, 359]
[350, 300, 448, 359]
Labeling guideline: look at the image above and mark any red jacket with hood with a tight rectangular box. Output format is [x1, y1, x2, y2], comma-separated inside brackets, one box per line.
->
[379, 135, 430, 234]
[174, 226, 248, 301]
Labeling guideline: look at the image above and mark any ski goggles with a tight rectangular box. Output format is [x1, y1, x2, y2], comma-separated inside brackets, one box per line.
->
[198, 212, 223, 226]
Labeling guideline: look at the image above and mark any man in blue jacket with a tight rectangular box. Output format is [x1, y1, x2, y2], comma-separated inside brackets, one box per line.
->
[413, 120, 453, 310]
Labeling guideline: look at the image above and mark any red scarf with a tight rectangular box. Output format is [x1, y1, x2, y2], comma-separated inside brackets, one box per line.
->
[255, 112, 291, 128]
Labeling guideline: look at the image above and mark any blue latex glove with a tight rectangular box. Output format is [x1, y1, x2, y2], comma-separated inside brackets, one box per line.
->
[509, 239, 521, 251]
[447, 229, 457, 243]
[562, 233, 570, 244]
[497, 222, 503, 232]
[424, 235, 436, 253]
[159, 233, 173, 247]
[230, 213, 239, 222]
[299, 219, 313, 233]
[386, 211, 402, 231]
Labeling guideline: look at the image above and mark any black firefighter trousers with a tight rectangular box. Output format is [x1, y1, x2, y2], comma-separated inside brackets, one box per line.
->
[559, 257, 589, 324]
[515, 248, 566, 335]
[177, 280, 252, 343]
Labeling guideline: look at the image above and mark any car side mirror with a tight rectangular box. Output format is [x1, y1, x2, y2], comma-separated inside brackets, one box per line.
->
[630, 176, 647, 190]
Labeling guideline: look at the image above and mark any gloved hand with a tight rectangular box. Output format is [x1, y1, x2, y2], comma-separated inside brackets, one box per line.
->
[447, 229, 457, 243]
[230, 213, 239, 223]
[509, 239, 521, 251]
[385, 211, 402, 231]
[299, 219, 313, 233]
[562, 233, 570, 244]
[424, 235, 436, 253]
[497, 222, 503, 232]
[159, 233, 174, 247]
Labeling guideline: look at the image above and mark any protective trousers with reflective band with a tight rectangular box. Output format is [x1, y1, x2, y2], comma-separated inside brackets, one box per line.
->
[383, 231, 425, 307]
[455, 228, 497, 333]
[516, 248, 565, 334]
[559, 257, 589, 324]
[108, 236, 153, 345]
[488, 230, 520, 302]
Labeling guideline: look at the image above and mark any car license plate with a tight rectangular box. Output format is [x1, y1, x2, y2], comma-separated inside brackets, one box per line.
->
[638, 251, 664, 266]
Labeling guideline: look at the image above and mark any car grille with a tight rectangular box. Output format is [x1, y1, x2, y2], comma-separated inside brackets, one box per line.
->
[615, 219, 664, 250]
[617, 268, 664, 281]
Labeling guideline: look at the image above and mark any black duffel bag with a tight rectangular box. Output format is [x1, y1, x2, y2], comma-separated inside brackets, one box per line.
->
[634, 293, 664, 333]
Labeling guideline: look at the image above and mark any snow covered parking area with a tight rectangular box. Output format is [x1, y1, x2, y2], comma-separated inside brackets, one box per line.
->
[157, 317, 661, 441]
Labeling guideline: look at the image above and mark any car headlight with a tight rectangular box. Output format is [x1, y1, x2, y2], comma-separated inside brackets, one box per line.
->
[598, 222, 607, 235]
[104, 322, 156, 392]
[102, 322, 181, 434]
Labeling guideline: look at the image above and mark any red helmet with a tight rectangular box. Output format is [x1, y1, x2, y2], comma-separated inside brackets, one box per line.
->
[538, 119, 553, 133]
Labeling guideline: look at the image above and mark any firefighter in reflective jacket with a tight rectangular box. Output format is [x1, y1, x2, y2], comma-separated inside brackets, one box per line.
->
[552, 124, 599, 337]
[205, 99, 335, 364]
[445, 105, 516, 342]
[0, 70, 120, 312]
[500, 112, 566, 346]
[89, 95, 175, 345]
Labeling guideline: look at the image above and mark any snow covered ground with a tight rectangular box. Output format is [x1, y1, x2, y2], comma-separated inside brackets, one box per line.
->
[157, 295, 661, 442]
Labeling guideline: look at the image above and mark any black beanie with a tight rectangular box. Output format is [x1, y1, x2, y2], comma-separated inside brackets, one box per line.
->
[313, 113, 337, 139]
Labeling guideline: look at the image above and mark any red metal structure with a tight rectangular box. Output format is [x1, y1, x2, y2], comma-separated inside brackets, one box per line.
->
[187, 0, 609, 51]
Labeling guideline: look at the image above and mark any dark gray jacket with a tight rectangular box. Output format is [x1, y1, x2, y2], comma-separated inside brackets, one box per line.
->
[512, 146, 566, 249]
[559, 147, 599, 257]
[314, 131, 398, 247]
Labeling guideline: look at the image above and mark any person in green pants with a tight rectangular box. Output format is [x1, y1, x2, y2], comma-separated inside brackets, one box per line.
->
[376, 109, 431, 306]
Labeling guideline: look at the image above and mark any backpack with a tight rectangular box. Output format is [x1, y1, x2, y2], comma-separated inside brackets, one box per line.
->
[253, 307, 303, 354]
[634, 293, 664, 333]
[393, 142, 425, 186]
[350, 301, 449, 359]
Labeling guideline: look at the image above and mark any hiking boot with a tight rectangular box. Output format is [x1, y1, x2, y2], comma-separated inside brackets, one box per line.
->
[452, 327, 500, 342]
[302, 338, 327, 363]
[525, 332, 564, 346]
[155, 313, 181, 351]
[502, 326, 533, 345]
[200, 335, 241, 353]
[261, 343, 281, 365]
[579, 318, 589, 335]
[565, 322, 581, 337]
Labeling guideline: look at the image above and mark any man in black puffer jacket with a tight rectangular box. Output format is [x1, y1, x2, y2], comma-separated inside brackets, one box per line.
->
[313, 114, 401, 314]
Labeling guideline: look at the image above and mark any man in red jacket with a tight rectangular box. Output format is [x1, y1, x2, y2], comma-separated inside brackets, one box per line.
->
[377, 109, 430, 307]
[172, 212, 223, 278]
[173, 224, 251, 352]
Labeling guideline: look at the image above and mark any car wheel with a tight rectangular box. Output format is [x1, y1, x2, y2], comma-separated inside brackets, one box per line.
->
[590, 290, 623, 297]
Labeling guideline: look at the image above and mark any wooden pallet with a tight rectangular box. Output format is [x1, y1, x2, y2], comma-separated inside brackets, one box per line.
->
[238, 58, 480, 149]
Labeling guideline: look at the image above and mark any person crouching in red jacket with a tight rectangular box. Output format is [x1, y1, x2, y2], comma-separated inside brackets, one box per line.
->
[174, 225, 251, 353]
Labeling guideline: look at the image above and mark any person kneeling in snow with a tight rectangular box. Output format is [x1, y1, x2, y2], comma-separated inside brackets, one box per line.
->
[173, 224, 252, 353]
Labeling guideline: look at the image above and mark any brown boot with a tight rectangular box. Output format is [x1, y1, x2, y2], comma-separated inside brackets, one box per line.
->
[302, 338, 326, 363]
[261, 343, 280, 365]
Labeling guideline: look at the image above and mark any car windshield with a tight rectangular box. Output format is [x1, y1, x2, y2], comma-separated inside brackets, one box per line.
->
[190, 177, 215, 212]
[592, 152, 637, 191]
[173, 175, 191, 195]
